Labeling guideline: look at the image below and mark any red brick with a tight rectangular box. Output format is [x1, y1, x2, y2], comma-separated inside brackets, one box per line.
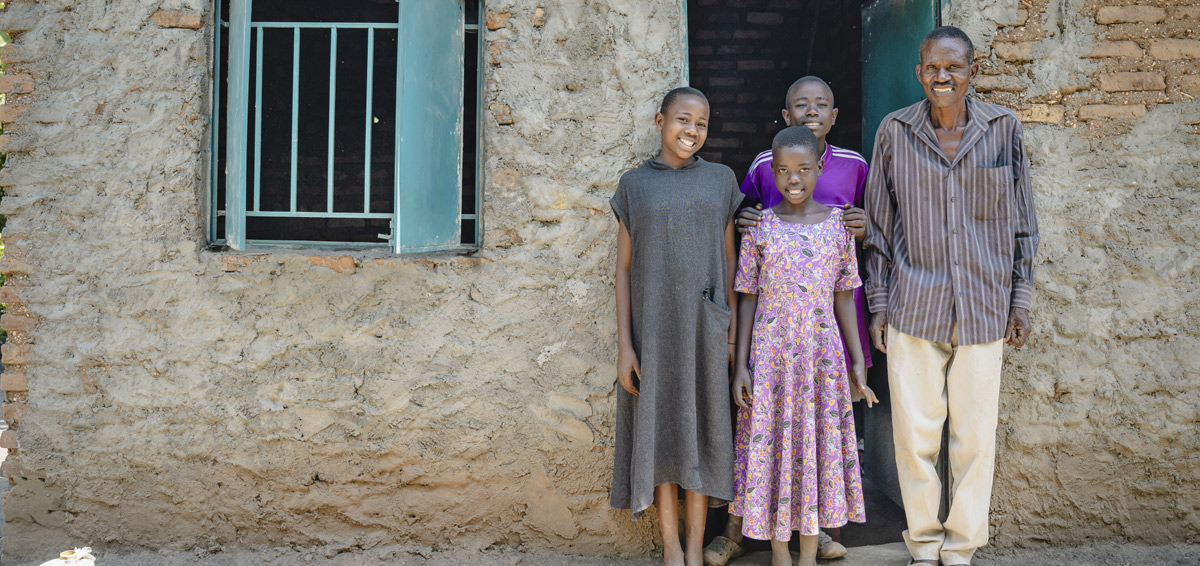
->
[1078, 104, 1147, 121]
[737, 59, 775, 71]
[1085, 41, 1143, 58]
[307, 256, 356, 274]
[1179, 76, 1200, 95]
[1169, 6, 1200, 20]
[1098, 72, 1165, 92]
[489, 103, 513, 125]
[1017, 104, 1064, 123]
[0, 369, 28, 392]
[152, 9, 202, 29]
[0, 313, 29, 332]
[0, 430, 16, 449]
[994, 42, 1036, 62]
[1015, 8, 1029, 26]
[0, 286, 19, 303]
[1, 45, 27, 63]
[0, 255, 32, 274]
[733, 29, 770, 40]
[721, 121, 757, 134]
[1095, 6, 1165, 24]
[973, 75, 1026, 93]
[1, 456, 43, 479]
[1149, 39, 1200, 61]
[746, 12, 784, 25]
[0, 74, 34, 94]
[1, 402, 27, 423]
[0, 104, 28, 123]
[485, 11, 511, 30]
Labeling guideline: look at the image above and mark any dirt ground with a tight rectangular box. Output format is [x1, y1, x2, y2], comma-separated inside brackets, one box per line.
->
[8, 542, 1198, 566]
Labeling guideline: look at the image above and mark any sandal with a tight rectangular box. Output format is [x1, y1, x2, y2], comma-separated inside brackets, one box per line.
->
[817, 531, 848, 559]
[702, 535, 745, 566]
[908, 560, 939, 566]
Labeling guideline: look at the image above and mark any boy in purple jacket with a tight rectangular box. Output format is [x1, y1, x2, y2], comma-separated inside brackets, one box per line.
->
[704, 76, 873, 566]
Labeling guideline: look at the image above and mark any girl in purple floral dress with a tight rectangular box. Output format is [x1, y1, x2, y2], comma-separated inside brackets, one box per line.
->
[730, 127, 878, 566]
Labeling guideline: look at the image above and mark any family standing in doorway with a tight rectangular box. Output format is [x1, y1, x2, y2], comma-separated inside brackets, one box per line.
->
[609, 25, 1039, 566]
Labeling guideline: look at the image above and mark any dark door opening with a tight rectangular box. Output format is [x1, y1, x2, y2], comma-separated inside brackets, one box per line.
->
[687, 0, 940, 550]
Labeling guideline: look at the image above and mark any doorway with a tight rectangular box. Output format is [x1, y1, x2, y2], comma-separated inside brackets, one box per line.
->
[686, 0, 941, 550]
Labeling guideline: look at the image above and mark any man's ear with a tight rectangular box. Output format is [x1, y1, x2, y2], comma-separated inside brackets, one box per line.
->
[655, 111, 664, 132]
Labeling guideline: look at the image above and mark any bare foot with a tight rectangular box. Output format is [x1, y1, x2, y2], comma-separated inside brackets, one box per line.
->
[770, 540, 792, 566]
[794, 534, 818, 566]
[663, 546, 685, 566]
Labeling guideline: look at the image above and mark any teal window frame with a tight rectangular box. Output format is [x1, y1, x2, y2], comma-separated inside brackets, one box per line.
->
[210, 0, 484, 253]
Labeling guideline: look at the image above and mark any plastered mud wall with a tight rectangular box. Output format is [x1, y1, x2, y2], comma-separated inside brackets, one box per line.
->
[944, 0, 1200, 549]
[0, 0, 1195, 562]
[0, 0, 681, 561]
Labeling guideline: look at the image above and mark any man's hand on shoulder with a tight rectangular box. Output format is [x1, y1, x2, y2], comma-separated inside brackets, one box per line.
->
[735, 203, 764, 234]
[1004, 306, 1031, 348]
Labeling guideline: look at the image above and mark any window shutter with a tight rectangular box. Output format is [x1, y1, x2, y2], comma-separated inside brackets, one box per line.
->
[394, 0, 465, 252]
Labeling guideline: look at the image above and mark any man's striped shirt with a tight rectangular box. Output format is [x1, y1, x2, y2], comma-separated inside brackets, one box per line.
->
[863, 98, 1040, 346]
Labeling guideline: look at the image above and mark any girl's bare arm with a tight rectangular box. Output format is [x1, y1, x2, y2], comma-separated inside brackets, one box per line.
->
[724, 220, 738, 362]
[615, 220, 639, 395]
[834, 290, 877, 406]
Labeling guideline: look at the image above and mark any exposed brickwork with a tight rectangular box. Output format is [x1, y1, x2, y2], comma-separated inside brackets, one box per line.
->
[1148, 39, 1200, 61]
[994, 41, 1036, 62]
[1078, 103, 1148, 120]
[1095, 6, 1166, 24]
[1016, 103, 1065, 123]
[688, 0, 866, 173]
[1086, 41, 1143, 58]
[151, 9, 201, 29]
[1099, 72, 1166, 92]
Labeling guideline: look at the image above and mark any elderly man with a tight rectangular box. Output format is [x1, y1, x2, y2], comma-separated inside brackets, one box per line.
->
[863, 26, 1039, 566]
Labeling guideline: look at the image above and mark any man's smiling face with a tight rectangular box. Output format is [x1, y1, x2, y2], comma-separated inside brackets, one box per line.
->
[917, 37, 977, 109]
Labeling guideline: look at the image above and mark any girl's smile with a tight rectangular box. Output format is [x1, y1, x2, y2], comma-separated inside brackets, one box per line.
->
[771, 145, 824, 209]
[655, 94, 709, 169]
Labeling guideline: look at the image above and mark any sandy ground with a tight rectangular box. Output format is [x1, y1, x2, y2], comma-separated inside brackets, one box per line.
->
[8, 542, 1198, 566]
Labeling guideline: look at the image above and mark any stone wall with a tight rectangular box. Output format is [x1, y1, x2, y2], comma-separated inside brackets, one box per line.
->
[0, 0, 1196, 563]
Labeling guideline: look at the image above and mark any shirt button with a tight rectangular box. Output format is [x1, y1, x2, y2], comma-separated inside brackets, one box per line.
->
[954, 259, 960, 265]
[952, 228, 958, 234]
[951, 197, 957, 203]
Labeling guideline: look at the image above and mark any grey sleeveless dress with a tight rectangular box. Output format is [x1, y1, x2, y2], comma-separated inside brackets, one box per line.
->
[609, 157, 744, 517]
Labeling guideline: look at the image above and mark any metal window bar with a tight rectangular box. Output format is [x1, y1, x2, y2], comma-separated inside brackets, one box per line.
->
[239, 20, 401, 226]
[214, 2, 481, 251]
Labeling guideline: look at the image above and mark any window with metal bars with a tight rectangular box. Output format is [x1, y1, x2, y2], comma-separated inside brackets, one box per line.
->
[210, 0, 482, 253]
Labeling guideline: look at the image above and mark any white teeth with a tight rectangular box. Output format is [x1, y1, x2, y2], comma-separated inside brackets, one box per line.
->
[804, 122, 820, 126]
[933, 87, 953, 92]
[680, 139, 695, 148]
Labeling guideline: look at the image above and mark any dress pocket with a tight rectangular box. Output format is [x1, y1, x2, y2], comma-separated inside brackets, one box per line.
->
[973, 165, 1013, 221]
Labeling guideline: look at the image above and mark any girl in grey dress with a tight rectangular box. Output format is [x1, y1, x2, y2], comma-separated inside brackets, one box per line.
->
[610, 87, 743, 566]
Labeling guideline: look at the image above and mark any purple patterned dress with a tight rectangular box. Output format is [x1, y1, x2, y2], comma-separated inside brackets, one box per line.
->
[731, 208, 866, 541]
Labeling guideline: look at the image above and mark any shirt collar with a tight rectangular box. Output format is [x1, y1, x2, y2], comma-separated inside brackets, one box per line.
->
[646, 156, 706, 171]
[894, 98, 1007, 166]
[893, 97, 1007, 128]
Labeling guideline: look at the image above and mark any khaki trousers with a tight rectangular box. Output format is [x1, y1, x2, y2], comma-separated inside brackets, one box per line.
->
[887, 325, 1003, 565]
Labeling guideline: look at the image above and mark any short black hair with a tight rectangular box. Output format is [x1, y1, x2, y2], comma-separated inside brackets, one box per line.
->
[784, 76, 834, 107]
[772, 126, 820, 157]
[659, 86, 708, 115]
[921, 26, 975, 62]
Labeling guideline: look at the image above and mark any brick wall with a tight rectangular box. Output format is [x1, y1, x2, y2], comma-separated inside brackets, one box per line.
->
[687, 0, 867, 177]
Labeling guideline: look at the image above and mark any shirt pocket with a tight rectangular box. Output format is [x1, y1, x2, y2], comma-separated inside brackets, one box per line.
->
[972, 165, 1013, 220]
